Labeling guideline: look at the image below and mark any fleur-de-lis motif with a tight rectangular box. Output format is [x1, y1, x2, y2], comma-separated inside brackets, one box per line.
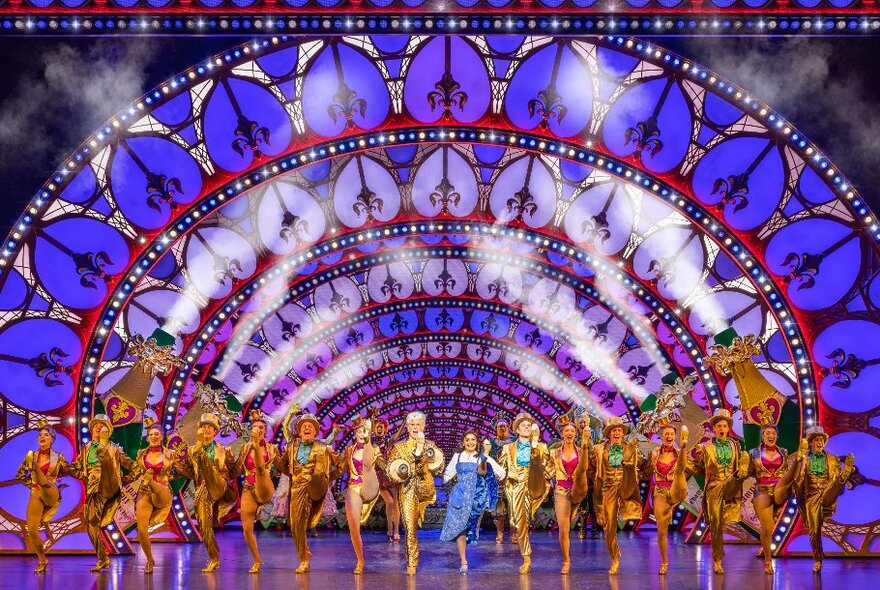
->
[524, 328, 543, 348]
[581, 209, 611, 243]
[212, 254, 243, 285]
[711, 172, 751, 213]
[480, 313, 500, 333]
[360, 356, 378, 372]
[586, 315, 614, 343]
[145, 170, 183, 212]
[397, 343, 415, 358]
[782, 252, 824, 291]
[472, 344, 492, 361]
[304, 352, 325, 373]
[27, 347, 71, 387]
[280, 211, 309, 243]
[235, 360, 261, 383]
[506, 185, 539, 222]
[435, 309, 454, 329]
[326, 282, 351, 314]
[647, 232, 698, 287]
[561, 355, 585, 373]
[278, 315, 302, 343]
[345, 327, 365, 348]
[598, 390, 617, 409]
[232, 112, 271, 158]
[328, 80, 367, 128]
[326, 42, 367, 128]
[433, 259, 457, 292]
[821, 348, 869, 389]
[435, 342, 454, 357]
[625, 115, 663, 158]
[72, 250, 114, 289]
[427, 37, 468, 119]
[402, 368, 418, 380]
[627, 363, 656, 386]
[487, 274, 510, 300]
[528, 82, 567, 129]
[270, 387, 290, 404]
[711, 142, 775, 214]
[540, 283, 564, 316]
[379, 265, 403, 298]
[351, 157, 384, 222]
[390, 312, 409, 332]
[429, 176, 461, 215]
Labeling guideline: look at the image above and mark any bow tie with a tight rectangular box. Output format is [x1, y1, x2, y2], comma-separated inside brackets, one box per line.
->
[147, 446, 163, 453]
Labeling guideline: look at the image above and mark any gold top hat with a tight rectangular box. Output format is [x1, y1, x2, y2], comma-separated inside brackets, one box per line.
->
[143, 416, 159, 430]
[35, 419, 52, 431]
[199, 413, 221, 430]
[88, 414, 114, 437]
[603, 416, 630, 439]
[708, 408, 734, 428]
[350, 415, 371, 432]
[512, 412, 536, 433]
[805, 425, 828, 444]
[294, 413, 320, 437]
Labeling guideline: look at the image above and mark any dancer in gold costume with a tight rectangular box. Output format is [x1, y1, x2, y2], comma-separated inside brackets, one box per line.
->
[692, 408, 749, 574]
[549, 414, 591, 574]
[792, 425, 855, 574]
[496, 412, 551, 574]
[16, 420, 72, 574]
[592, 416, 645, 575]
[234, 410, 280, 574]
[642, 423, 689, 574]
[387, 411, 445, 575]
[341, 415, 382, 574]
[125, 418, 175, 574]
[281, 413, 341, 573]
[748, 423, 796, 574]
[70, 413, 133, 572]
[175, 412, 237, 573]
[487, 417, 515, 544]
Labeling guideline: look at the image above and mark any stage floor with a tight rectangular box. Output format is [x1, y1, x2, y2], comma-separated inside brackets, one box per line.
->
[0, 529, 873, 589]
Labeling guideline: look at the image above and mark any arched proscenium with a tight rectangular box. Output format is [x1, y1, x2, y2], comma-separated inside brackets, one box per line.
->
[0, 34, 876, 557]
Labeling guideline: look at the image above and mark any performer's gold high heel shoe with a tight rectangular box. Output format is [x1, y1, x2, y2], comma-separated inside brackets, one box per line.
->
[353, 561, 364, 575]
[89, 559, 110, 572]
[201, 559, 220, 573]
[144, 559, 154, 574]
[813, 560, 822, 574]
[296, 560, 310, 574]
[34, 558, 48, 574]
[659, 562, 668, 575]
[249, 561, 262, 574]
[713, 560, 724, 574]
[608, 559, 619, 575]
[406, 566, 417, 575]
[518, 556, 531, 574]
[764, 559, 774, 575]
[560, 561, 570, 575]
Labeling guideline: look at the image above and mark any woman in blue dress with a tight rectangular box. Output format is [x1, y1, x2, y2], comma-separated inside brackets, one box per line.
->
[440, 430, 506, 574]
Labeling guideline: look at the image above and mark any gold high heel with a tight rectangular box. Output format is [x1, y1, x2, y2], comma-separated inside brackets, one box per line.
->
[764, 560, 773, 575]
[560, 561, 570, 575]
[353, 561, 364, 575]
[89, 559, 110, 572]
[713, 560, 724, 574]
[608, 559, 619, 575]
[519, 555, 531, 574]
[201, 559, 220, 573]
[249, 561, 262, 574]
[813, 560, 822, 574]
[659, 562, 668, 575]
[34, 558, 48, 574]
[406, 565, 417, 575]
[296, 561, 310, 574]
[144, 559, 155, 574]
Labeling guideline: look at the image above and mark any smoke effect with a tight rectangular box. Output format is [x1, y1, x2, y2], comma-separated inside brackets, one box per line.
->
[675, 37, 880, 206]
[0, 41, 157, 190]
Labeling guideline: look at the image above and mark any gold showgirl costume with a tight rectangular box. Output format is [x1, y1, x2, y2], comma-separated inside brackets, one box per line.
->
[280, 414, 341, 573]
[17, 449, 70, 525]
[496, 413, 551, 572]
[175, 414, 237, 572]
[387, 435, 445, 573]
[70, 414, 134, 569]
[340, 440, 383, 523]
[792, 425, 854, 571]
[234, 440, 281, 508]
[747, 437, 795, 570]
[126, 446, 176, 526]
[691, 409, 748, 567]
[592, 417, 644, 571]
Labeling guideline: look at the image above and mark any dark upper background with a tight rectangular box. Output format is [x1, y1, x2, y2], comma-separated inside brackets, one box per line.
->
[0, 36, 878, 231]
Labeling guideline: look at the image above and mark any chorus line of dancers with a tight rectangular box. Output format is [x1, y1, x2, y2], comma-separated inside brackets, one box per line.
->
[17, 407, 854, 576]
